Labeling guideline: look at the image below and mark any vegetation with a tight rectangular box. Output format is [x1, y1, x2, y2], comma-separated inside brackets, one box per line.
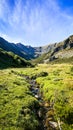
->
[0, 48, 32, 69]
[36, 64, 73, 129]
[32, 53, 48, 64]
[0, 69, 40, 130]
[32, 51, 73, 64]
[49, 56, 73, 64]
[0, 61, 73, 129]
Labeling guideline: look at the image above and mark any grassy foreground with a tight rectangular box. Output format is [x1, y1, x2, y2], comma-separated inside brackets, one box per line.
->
[36, 64, 73, 130]
[0, 69, 39, 130]
[0, 63, 73, 130]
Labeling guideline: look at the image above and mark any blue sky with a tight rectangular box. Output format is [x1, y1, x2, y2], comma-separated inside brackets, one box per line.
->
[0, 0, 73, 46]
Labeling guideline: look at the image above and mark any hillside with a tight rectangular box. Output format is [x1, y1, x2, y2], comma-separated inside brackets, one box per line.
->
[0, 48, 32, 69]
[50, 35, 73, 60]
[33, 35, 73, 63]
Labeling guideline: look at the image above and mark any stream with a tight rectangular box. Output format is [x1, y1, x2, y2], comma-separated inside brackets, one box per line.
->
[24, 75, 58, 130]
[15, 72, 59, 130]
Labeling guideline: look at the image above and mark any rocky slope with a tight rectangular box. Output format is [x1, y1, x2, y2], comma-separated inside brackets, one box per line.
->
[33, 35, 73, 63]
[50, 35, 73, 59]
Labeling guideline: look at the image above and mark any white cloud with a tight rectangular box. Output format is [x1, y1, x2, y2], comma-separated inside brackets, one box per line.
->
[0, 0, 73, 46]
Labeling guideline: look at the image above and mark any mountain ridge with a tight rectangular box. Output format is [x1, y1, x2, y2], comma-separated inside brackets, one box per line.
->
[0, 35, 73, 63]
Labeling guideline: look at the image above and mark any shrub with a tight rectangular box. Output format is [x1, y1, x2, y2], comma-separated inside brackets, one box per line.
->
[70, 66, 73, 72]
[38, 71, 48, 77]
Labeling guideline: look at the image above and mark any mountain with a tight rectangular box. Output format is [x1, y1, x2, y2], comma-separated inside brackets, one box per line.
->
[0, 35, 73, 63]
[0, 37, 35, 60]
[48, 35, 73, 62]
[33, 35, 73, 63]
[0, 37, 57, 60]
[0, 48, 32, 69]
[16, 43, 36, 59]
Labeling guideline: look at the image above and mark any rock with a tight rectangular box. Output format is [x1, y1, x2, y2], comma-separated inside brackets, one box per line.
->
[31, 88, 39, 94]
[38, 110, 42, 118]
[44, 102, 50, 107]
[35, 95, 39, 99]
[49, 121, 58, 128]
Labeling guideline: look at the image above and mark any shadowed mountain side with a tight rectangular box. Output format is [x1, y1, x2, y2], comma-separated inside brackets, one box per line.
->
[0, 48, 32, 69]
[0, 37, 34, 60]
[16, 43, 36, 59]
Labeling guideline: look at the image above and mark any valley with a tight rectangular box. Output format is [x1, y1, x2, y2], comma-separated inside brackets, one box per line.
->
[0, 35, 73, 130]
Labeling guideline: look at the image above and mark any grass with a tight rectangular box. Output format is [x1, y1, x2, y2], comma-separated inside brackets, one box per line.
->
[0, 63, 73, 130]
[0, 69, 39, 130]
[36, 64, 73, 129]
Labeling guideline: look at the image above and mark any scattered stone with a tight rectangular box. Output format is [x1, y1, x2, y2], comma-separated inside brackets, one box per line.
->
[35, 95, 39, 99]
[49, 121, 58, 128]
[44, 102, 50, 107]
[38, 110, 42, 118]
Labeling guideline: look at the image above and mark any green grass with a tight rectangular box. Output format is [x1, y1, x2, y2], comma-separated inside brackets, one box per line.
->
[0, 69, 39, 130]
[35, 64, 73, 129]
[0, 63, 73, 130]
